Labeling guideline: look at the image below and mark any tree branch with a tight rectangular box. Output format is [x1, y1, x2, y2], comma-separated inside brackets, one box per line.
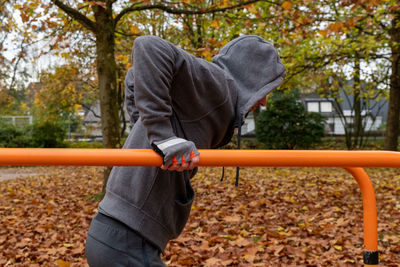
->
[115, 30, 141, 37]
[82, 103, 101, 119]
[114, 0, 267, 25]
[51, 0, 97, 33]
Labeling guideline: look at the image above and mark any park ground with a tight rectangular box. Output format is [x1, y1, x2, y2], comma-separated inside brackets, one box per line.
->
[0, 166, 399, 266]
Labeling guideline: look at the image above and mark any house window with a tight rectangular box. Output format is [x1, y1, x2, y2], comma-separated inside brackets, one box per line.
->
[320, 102, 332, 112]
[307, 102, 319, 112]
[307, 101, 333, 113]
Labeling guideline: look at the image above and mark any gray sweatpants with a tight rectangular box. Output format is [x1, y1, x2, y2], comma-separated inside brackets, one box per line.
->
[85, 213, 166, 267]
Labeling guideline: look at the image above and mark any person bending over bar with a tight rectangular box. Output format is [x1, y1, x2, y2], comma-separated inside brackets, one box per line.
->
[85, 35, 286, 266]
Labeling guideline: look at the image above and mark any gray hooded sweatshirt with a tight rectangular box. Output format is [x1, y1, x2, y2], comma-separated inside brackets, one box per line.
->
[99, 35, 285, 252]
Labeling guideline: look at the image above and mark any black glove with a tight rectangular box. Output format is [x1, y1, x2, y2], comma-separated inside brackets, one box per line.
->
[152, 137, 199, 166]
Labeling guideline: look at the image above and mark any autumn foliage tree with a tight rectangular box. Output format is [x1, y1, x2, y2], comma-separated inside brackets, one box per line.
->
[8, 0, 400, 195]
[33, 66, 83, 121]
[0, 0, 29, 115]
[27, 0, 265, 190]
[238, 0, 400, 150]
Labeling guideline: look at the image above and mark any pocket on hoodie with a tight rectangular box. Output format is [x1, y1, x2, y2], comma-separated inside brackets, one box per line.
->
[173, 178, 195, 235]
[174, 178, 195, 205]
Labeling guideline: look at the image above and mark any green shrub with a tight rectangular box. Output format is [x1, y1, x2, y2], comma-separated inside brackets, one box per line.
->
[0, 120, 33, 148]
[66, 141, 103, 148]
[256, 89, 326, 149]
[29, 121, 67, 148]
[0, 120, 68, 148]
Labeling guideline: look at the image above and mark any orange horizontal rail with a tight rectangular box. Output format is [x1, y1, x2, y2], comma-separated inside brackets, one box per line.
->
[0, 148, 384, 265]
[0, 148, 399, 168]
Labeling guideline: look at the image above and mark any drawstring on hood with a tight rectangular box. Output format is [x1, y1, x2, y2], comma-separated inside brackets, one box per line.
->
[235, 115, 242, 186]
[215, 35, 286, 186]
[219, 115, 242, 186]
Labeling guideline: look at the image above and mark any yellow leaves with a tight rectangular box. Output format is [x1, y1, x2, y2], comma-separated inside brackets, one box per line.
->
[282, 1, 293, 11]
[130, 25, 139, 34]
[211, 19, 219, 29]
[277, 226, 285, 232]
[117, 54, 129, 64]
[298, 221, 306, 228]
[334, 206, 343, 212]
[283, 195, 295, 203]
[56, 260, 70, 267]
[33, 65, 85, 121]
[60, 52, 69, 59]
[276, 226, 292, 237]
[333, 245, 342, 251]
[240, 229, 249, 236]
[200, 50, 212, 61]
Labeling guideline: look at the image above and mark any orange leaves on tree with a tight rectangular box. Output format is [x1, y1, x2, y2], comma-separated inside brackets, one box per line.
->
[130, 25, 139, 34]
[210, 19, 219, 29]
[329, 22, 344, 33]
[282, 1, 293, 11]
[20, 12, 30, 23]
[346, 17, 357, 27]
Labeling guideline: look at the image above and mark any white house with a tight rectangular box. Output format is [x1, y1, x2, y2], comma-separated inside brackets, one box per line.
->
[302, 93, 387, 135]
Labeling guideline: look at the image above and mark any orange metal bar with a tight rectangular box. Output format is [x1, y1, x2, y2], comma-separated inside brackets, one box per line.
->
[0, 148, 400, 168]
[0, 148, 386, 265]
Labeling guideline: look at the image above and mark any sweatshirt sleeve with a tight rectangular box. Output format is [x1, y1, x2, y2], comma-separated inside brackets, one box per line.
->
[132, 36, 177, 144]
[125, 67, 140, 124]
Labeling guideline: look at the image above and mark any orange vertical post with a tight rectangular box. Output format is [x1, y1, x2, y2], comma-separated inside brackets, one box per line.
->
[345, 168, 378, 266]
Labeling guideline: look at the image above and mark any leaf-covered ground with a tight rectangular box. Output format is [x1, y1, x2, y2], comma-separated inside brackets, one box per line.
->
[0, 166, 399, 266]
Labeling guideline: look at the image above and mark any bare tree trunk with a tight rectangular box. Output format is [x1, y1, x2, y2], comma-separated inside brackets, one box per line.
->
[384, 7, 400, 151]
[94, 5, 121, 193]
[353, 55, 363, 149]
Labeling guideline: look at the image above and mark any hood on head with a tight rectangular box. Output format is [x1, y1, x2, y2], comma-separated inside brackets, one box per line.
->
[212, 35, 286, 120]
